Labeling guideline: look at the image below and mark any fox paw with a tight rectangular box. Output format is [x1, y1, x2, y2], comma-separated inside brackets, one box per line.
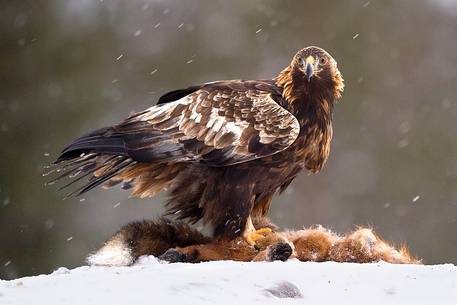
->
[266, 242, 293, 262]
[159, 249, 190, 263]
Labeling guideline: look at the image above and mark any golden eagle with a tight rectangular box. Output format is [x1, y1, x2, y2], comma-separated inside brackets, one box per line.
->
[51, 46, 344, 244]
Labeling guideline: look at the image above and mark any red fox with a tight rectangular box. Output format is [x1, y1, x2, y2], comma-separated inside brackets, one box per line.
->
[87, 217, 420, 266]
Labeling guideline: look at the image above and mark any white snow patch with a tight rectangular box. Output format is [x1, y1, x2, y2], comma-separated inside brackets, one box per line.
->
[1, 260, 456, 305]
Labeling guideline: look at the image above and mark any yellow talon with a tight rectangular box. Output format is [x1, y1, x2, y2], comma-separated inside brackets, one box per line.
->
[245, 228, 273, 246]
[255, 228, 273, 234]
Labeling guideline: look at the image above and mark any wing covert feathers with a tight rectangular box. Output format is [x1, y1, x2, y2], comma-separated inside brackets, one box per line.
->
[128, 83, 300, 166]
[51, 80, 299, 197]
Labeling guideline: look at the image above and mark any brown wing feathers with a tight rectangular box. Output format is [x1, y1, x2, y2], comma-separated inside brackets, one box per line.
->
[51, 81, 299, 198]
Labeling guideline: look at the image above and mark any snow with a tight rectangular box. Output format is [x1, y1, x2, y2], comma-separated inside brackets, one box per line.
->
[1, 259, 456, 305]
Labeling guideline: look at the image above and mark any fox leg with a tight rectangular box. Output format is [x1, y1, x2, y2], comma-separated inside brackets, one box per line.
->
[160, 238, 258, 263]
[160, 238, 295, 263]
[87, 218, 210, 266]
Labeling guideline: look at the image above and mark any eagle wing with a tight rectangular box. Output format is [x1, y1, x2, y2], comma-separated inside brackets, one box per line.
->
[52, 81, 299, 196]
[118, 84, 299, 166]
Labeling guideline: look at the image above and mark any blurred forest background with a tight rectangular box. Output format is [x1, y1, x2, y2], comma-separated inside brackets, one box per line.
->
[1, 0, 456, 279]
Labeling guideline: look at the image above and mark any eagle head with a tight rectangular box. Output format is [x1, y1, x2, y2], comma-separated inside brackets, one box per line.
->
[277, 46, 345, 103]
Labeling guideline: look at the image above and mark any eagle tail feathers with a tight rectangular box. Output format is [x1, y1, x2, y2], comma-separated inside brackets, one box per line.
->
[55, 127, 127, 164]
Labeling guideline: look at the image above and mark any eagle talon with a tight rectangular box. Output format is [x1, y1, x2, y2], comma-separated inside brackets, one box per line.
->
[244, 227, 273, 246]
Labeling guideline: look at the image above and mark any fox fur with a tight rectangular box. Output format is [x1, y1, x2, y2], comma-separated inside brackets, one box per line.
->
[87, 217, 420, 266]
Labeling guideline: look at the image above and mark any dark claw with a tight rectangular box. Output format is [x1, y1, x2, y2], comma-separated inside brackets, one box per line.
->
[267, 242, 293, 262]
[159, 248, 189, 263]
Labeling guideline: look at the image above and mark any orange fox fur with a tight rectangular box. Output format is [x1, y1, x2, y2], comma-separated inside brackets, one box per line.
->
[87, 217, 420, 266]
[168, 226, 419, 264]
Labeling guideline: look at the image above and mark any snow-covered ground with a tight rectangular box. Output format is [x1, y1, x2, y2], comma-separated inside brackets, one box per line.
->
[1, 257, 456, 305]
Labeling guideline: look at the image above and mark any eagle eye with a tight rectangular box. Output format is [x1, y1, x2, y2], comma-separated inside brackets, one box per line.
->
[319, 57, 327, 65]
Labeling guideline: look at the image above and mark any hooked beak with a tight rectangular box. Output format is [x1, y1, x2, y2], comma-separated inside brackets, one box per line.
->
[304, 56, 315, 82]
